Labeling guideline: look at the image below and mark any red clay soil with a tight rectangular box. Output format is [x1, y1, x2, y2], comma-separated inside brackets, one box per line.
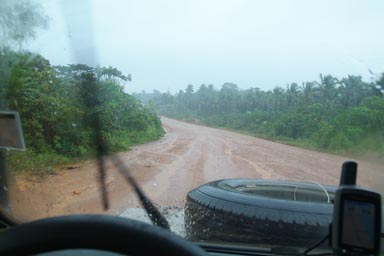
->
[8, 117, 384, 221]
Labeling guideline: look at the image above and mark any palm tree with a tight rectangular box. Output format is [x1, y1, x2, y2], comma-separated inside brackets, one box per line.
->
[300, 82, 316, 105]
[286, 83, 300, 106]
[272, 86, 285, 111]
[338, 75, 367, 108]
[314, 74, 340, 107]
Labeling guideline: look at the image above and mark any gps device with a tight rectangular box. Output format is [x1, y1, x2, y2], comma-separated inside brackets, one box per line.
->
[0, 111, 25, 151]
[332, 162, 381, 256]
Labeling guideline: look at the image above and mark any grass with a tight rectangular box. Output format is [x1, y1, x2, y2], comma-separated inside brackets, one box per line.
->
[7, 150, 72, 175]
[6, 128, 165, 176]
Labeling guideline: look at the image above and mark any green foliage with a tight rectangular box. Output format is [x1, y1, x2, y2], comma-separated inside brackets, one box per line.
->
[1, 50, 164, 173]
[0, 0, 48, 51]
[136, 74, 384, 155]
[7, 150, 70, 174]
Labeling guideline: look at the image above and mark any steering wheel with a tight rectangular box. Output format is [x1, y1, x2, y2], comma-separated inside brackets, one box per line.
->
[0, 214, 208, 256]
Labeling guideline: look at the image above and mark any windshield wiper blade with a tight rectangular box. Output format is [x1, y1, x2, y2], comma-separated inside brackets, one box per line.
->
[79, 72, 169, 230]
[59, 1, 169, 231]
[112, 157, 170, 230]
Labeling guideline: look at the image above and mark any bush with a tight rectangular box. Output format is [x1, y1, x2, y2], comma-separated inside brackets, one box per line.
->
[1, 51, 165, 173]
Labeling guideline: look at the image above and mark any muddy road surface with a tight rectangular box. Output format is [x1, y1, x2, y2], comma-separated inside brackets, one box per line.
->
[9, 117, 383, 221]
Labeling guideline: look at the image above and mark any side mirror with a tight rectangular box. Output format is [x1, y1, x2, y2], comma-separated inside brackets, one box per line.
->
[0, 111, 25, 151]
[0, 111, 25, 215]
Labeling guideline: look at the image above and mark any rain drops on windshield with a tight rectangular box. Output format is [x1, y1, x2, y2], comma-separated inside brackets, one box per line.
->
[0, 0, 383, 250]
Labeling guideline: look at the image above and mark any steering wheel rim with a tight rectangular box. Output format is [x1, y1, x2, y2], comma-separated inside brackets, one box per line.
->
[0, 214, 208, 256]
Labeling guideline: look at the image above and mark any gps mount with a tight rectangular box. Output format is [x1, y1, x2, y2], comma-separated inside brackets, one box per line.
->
[331, 161, 381, 256]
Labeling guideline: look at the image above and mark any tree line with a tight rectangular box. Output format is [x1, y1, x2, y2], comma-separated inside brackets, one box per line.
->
[135, 74, 384, 155]
[0, 50, 164, 173]
[0, 2, 164, 173]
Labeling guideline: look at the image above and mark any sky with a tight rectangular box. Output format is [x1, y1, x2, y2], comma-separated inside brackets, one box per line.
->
[28, 0, 384, 93]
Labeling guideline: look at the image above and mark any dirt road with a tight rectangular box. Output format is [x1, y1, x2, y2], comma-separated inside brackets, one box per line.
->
[9, 117, 383, 220]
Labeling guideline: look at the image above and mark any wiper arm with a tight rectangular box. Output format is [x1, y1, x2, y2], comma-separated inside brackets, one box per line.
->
[92, 102, 170, 230]
[112, 157, 170, 230]
[96, 138, 109, 210]
[60, 0, 169, 231]
[80, 72, 169, 230]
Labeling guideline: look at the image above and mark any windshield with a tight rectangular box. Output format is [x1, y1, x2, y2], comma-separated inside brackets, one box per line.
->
[0, 0, 383, 251]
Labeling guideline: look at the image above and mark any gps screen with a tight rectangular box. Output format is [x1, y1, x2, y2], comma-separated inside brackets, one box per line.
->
[341, 199, 375, 250]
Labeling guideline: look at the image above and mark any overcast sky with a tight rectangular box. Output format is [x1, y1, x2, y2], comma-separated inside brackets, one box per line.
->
[28, 0, 384, 93]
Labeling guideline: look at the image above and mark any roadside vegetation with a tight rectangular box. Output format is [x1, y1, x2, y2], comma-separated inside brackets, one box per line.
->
[0, 1, 163, 174]
[135, 74, 384, 156]
[0, 50, 164, 174]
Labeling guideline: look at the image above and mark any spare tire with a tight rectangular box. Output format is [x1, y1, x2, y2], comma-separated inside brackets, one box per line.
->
[185, 179, 336, 248]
